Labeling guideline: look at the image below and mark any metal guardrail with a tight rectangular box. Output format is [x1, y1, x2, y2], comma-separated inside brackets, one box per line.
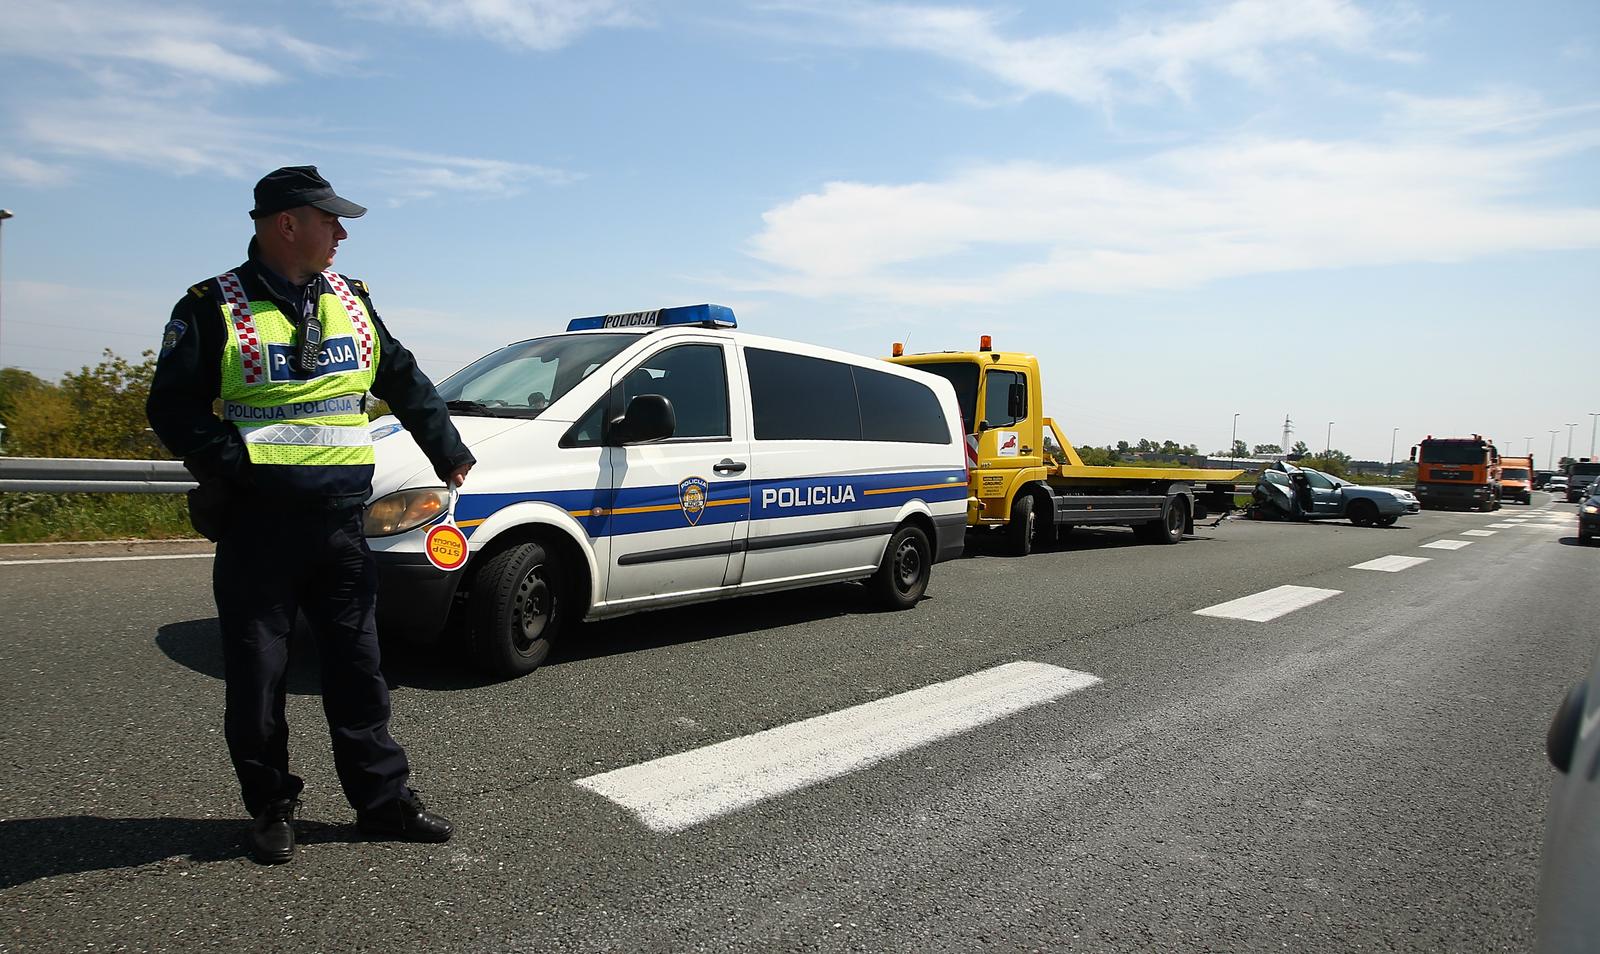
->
[0, 457, 196, 494]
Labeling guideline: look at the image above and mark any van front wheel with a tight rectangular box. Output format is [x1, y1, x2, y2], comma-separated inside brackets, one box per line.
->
[869, 524, 931, 610]
[469, 540, 567, 678]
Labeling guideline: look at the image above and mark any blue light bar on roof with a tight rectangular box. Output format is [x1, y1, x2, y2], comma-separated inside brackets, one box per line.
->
[566, 303, 736, 332]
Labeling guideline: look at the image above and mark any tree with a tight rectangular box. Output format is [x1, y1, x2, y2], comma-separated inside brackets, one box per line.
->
[1, 350, 165, 459]
[1291, 440, 1309, 457]
[1253, 443, 1281, 455]
[1078, 445, 1115, 466]
[1230, 439, 1248, 457]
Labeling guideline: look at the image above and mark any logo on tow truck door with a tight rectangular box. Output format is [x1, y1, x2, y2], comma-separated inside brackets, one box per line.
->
[996, 430, 1020, 457]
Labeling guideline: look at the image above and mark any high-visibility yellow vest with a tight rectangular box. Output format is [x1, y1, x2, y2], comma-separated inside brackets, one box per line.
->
[215, 270, 381, 484]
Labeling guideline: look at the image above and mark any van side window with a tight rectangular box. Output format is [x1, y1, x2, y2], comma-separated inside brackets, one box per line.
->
[562, 343, 729, 448]
[623, 344, 730, 441]
[746, 348, 863, 441]
[982, 371, 1026, 428]
[854, 366, 951, 444]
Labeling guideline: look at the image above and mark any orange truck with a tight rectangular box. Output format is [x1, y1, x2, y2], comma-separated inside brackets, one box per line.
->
[1410, 434, 1502, 511]
[1498, 455, 1534, 505]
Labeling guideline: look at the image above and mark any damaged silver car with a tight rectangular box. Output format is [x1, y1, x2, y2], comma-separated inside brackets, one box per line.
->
[1252, 461, 1421, 527]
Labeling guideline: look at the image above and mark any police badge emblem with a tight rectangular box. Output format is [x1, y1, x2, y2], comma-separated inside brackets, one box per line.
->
[678, 476, 709, 526]
[159, 318, 187, 357]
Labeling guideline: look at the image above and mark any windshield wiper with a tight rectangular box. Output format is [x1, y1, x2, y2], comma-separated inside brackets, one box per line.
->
[445, 399, 500, 416]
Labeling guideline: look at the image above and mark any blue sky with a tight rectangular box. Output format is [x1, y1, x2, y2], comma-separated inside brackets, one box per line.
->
[1, 0, 1597, 462]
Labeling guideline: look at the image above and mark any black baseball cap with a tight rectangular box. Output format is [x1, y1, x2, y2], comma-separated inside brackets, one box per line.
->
[249, 165, 367, 220]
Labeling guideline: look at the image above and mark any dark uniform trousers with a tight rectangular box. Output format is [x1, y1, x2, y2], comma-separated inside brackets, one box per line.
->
[213, 503, 410, 816]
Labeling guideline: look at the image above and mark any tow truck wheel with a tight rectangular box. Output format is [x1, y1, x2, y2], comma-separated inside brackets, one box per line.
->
[1007, 494, 1035, 557]
[1137, 495, 1186, 545]
[469, 540, 567, 678]
[869, 523, 931, 609]
[1348, 499, 1379, 527]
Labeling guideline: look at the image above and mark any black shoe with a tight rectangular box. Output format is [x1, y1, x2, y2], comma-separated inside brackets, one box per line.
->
[250, 798, 298, 865]
[357, 791, 454, 843]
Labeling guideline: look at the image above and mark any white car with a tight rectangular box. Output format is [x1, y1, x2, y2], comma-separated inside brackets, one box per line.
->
[363, 304, 969, 677]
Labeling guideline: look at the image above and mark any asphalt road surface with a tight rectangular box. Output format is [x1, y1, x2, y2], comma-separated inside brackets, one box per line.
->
[2, 494, 1594, 953]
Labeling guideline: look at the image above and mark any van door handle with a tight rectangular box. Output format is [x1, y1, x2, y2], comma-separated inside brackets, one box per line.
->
[713, 459, 747, 474]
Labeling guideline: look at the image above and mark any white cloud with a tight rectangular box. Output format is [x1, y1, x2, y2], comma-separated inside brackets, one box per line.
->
[337, 0, 647, 51]
[0, 0, 343, 86]
[366, 150, 583, 202]
[0, 156, 72, 188]
[1384, 88, 1600, 136]
[742, 131, 1600, 304]
[769, 0, 1395, 106]
[21, 96, 273, 178]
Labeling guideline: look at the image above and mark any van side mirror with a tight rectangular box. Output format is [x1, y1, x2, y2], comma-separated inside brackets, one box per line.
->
[610, 394, 676, 445]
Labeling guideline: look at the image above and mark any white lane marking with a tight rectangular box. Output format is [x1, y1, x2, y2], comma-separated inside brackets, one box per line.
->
[1420, 540, 1473, 550]
[1193, 584, 1341, 622]
[1485, 523, 1518, 529]
[1351, 555, 1432, 572]
[1460, 530, 1497, 537]
[0, 553, 213, 567]
[576, 661, 1103, 832]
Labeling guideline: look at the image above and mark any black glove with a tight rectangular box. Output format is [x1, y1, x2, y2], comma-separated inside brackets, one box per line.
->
[186, 481, 231, 542]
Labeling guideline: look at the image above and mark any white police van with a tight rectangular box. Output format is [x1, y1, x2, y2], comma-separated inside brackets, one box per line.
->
[363, 305, 968, 677]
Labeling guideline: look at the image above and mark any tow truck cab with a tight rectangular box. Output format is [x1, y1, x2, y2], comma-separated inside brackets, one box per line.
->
[886, 337, 1241, 555]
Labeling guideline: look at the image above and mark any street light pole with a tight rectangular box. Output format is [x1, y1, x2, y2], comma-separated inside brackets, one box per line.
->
[1389, 427, 1399, 476]
[1589, 412, 1599, 459]
[0, 209, 12, 370]
[1567, 423, 1579, 461]
[1231, 412, 1239, 458]
[1550, 430, 1559, 468]
[1525, 436, 1533, 455]
[1325, 421, 1333, 455]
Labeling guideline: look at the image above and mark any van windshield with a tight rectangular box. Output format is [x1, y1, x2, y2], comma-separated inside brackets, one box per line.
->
[436, 333, 644, 418]
[1570, 463, 1600, 476]
[1502, 468, 1530, 479]
[912, 362, 979, 434]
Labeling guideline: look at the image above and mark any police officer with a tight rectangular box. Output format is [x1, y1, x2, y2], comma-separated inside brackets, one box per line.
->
[146, 166, 475, 865]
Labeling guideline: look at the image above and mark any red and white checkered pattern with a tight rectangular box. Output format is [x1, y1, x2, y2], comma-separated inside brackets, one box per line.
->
[216, 272, 264, 385]
[322, 271, 374, 370]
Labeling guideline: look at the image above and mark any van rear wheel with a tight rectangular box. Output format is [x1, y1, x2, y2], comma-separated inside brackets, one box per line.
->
[1348, 499, 1379, 527]
[469, 540, 567, 678]
[869, 524, 931, 610]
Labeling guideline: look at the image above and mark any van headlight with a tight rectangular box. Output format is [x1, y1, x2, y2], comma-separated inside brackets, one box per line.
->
[364, 487, 449, 537]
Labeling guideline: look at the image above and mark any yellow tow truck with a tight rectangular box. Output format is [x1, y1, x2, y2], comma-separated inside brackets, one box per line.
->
[888, 337, 1244, 555]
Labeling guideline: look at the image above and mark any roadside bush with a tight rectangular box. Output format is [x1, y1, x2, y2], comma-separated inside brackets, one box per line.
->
[0, 492, 192, 543]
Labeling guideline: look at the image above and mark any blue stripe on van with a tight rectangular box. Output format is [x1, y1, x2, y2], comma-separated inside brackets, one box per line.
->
[453, 469, 967, 539]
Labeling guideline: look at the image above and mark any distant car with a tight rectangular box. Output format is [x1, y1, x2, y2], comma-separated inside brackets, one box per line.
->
[1538, 639, 1600, 951]
[1566, 464, 1600, 503]
[1254, 462, 1421, 526]
[1549, 476, 1570, 497]
[1580, 492, 1599, 544]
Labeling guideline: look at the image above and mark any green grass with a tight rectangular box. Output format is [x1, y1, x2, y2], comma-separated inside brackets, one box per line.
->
[0, 492, 196, 543]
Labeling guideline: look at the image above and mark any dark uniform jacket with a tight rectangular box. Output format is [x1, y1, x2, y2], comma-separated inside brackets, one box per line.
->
[147, 249, 475, 510]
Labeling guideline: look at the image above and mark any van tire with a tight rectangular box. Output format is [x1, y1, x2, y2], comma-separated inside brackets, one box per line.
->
[469, 540, 566, 678]
[1348, 499, 1379, 527]
[1376, 514, 1399, 527]
[1008, 494, 1035, 557]
[870, 524, 932, 610]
